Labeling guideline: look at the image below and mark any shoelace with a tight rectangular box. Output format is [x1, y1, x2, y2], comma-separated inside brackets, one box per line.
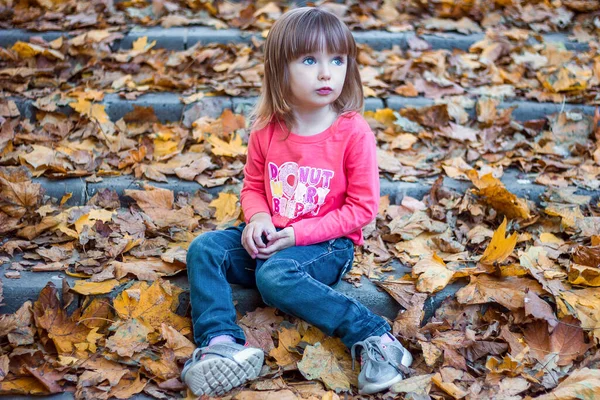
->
[351, 338, 389, 370]
[351, 338, 405, 381]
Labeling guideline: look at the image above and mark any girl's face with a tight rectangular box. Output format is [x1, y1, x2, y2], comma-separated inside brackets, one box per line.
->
[287, 50, 348, 111]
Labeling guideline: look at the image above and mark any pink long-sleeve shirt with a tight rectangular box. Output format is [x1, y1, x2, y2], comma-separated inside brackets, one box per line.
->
[240, 111, 379, 246]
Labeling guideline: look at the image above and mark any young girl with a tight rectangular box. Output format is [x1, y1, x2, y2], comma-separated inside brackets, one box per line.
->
[181, 7, 412, 397]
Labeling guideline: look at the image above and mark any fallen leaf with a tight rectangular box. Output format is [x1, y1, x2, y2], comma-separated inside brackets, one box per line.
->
[534, 368, 600, 400]
[479, 217, 517, 265]
[71, 279, 120, 295]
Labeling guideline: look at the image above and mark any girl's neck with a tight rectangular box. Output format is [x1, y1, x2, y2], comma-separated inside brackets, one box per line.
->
[290, 106, 338, 136]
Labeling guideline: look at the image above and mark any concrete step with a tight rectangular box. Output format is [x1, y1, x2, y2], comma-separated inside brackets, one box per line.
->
[0, 27, 589, 52]
[7, 168, 596, 329]
[0, 248, 464, 326]
[11, 93, 597, 125]
[36, 168, 600, 209]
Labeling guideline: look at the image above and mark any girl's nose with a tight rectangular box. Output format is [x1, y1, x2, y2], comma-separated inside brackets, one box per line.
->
[318, 65, 331, 80]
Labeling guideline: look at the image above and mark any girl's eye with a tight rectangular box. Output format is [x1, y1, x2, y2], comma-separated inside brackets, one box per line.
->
[333, 57, 345, 66]
[303, 57, 316, 65]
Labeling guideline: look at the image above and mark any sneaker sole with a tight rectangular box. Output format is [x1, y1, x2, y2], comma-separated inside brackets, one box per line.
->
[359, 347, 414, 395]
[184, 347, 264, 397]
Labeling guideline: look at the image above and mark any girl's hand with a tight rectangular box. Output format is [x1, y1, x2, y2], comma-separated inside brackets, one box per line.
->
[255, 227, 296, 259]
[242, 213, 276, 259]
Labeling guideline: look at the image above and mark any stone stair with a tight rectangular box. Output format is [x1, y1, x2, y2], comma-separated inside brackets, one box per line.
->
[1, 16, 598, 337]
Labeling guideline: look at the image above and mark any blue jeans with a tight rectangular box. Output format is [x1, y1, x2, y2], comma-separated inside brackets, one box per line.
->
[186, 223, 390, 349]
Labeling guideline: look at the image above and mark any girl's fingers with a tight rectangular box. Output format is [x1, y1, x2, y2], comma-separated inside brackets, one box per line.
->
[253, 229, 266, 248]
[244, 226, 258, 256]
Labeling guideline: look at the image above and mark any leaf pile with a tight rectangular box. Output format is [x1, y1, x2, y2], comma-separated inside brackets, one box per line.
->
[1, 0, 599, 36]
[1, 28, 600, 103]
[0, 157, 599, 398]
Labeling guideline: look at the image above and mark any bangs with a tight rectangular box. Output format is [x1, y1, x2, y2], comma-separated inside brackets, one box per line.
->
[283, 10, 356, 61]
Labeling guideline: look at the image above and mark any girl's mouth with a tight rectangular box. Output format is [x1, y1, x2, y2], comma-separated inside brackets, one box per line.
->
[316, 87, 333, 95]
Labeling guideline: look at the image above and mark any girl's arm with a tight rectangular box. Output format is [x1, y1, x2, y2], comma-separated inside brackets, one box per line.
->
[289, 131, 379, 246]
[240, 131, 271, 222]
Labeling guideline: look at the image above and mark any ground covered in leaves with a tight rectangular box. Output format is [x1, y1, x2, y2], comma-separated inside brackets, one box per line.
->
[2, 24, 600, 103]
[2, 0, 600, 35]
[2, 0, 600, 398]
[0, 104, 600, 398]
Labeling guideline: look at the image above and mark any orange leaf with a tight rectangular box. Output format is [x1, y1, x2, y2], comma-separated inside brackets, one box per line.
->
[479, 217, 517, 265]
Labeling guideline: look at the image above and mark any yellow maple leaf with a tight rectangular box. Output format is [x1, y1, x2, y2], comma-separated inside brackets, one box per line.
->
[69, 97, 109, 124]
[88, 208, 116, 222]
[207, 133, 247, 157]
[467, 170, 531, 219]
[113, 280, 191, 334]
[365, 108, 396, 128]
[209, 192, 239, 222]
[69, 96, 91, 115]
[480, 217, 517, 265]
[11, 41, 64, 60]
[90, 103, 109, 124]
[153, 139, 179, 159]
[132, 36, 156, 53]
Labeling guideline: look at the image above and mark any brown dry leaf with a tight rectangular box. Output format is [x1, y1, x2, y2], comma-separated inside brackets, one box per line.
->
[573, 245, 600, 267]
[375, 279, 416, 310]
[140, 348, 180, 381]
[106, 318, 152, 357]
[0, 166, 42, 220]
[534, 368, 600, 399]
[5, 301, 35, 346]
[538, 65, 592, 93]
[557, 288, 600, 342]
[108, 373, 147, 399]
[111, 258, 185, 281]
[456, 275, 544, 311]
[391, 373, 434, 395]
[388, 210, 446, 240]
[467, 171, 531, 219]
[297, 343, 351, 392]
[0, 354, 8, 382]
[125, 186, 198, 230]
[393, 292, 427, 340]
[420, 341, 443, 367]
[524, 290, 558, 328]
[79, 298, 113, 330]
[479, 217, 517, 265]
[32, 283, 90, 354]
[550, 316, 591, 366]
[162, 323, 195, 359]
[412, 253, 454, 293]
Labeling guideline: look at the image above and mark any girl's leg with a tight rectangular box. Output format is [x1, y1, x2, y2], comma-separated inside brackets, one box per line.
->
[254, 237, 389, 349]
[186, 223, 256, 347]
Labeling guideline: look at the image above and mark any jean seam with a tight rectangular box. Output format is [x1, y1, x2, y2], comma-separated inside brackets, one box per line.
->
[299, 247, 351, 268]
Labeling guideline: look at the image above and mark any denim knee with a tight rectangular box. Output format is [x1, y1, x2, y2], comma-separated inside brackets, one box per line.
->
[187, 232, 222, 271]
[255, 258, 296, 307]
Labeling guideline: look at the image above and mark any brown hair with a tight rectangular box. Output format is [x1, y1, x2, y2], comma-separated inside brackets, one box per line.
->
[250, 7, 364, 133]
